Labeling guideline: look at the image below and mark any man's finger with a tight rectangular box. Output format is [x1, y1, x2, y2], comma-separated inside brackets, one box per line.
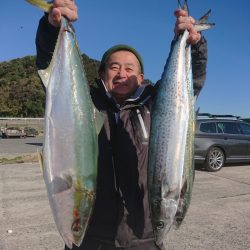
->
[58, 7, 78, 22]
[174, 9, 188, 17]
[188, 32, 201, 44]
[48, 8, 62, 27]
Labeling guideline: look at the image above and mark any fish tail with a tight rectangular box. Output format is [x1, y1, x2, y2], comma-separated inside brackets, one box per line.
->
[25, 0, 53, 13]
[178, 0, 189, 13]
[197, 9, 212, 24]
[177, 0, 187, 9]
[195, 9, 215, 32]
[177, 1, 215, 32]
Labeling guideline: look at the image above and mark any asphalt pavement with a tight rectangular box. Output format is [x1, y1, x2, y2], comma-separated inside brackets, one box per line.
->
[0, 136, 43, 157]
[0, 137, 250, 250]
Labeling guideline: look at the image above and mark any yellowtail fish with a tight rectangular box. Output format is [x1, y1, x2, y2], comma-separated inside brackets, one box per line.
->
[26, 0, 104, 248]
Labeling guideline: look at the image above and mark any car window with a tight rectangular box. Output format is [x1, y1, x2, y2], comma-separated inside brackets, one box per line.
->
[217, 123, 224, 133]
[239, 123, 250, 135]
[199, 122, 217, 133]
[217, 122, 239, 134]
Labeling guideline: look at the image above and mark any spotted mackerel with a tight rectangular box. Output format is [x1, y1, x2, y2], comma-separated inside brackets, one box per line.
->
[148, 0, 214, 246]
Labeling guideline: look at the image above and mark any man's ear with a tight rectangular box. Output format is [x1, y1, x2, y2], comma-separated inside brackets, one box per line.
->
[138, 73, 144, 85]
[99, 71, 104, 80]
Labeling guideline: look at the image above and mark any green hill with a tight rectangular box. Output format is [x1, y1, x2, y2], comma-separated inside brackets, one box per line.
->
[0, 54, 100, 117]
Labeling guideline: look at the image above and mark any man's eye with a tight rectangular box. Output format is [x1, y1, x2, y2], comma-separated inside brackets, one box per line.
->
[110, 66, 119, 70]
[126, 68, 133, 72]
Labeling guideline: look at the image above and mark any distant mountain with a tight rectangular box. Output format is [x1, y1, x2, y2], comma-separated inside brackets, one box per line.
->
[0, 54, 99, 117]
[0, 56, 45, 117]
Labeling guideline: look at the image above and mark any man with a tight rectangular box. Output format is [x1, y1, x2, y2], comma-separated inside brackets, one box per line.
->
[36, 1, 207, 249]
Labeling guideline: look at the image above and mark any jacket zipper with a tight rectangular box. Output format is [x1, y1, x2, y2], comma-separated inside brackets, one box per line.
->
[136, 109, 148, 140]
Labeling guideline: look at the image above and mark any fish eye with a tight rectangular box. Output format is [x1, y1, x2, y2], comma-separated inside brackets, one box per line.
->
[156, 221, 164, 230]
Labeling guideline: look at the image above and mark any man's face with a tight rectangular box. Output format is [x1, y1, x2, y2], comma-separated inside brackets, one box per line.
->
[100, 50, 144, 103]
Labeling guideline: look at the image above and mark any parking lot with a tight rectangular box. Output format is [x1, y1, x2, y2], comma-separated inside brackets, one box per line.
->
[0, 138, 250, 249]
[0, 136, 43, 157]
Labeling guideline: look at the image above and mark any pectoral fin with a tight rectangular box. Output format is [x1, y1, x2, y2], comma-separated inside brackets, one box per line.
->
[38, 69, 50, 89]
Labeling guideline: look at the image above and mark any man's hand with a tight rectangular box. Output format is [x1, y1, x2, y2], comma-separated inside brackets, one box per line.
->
[174, 9, 201, 45]
[48, 0, 78, 27]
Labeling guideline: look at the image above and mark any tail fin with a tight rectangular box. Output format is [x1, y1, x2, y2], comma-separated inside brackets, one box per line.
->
[177, 0, 215, 32]
[197, 9, 212, 24]
[178, 0, 188, 14]
[25, 0, 53, 12]
[195, 9, 215, 32]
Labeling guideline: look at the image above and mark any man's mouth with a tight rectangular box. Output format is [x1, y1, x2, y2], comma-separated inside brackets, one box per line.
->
[113, 81, 128, 87]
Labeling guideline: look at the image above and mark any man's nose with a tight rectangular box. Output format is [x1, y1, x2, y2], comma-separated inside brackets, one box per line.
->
[117, 67, 126, 77]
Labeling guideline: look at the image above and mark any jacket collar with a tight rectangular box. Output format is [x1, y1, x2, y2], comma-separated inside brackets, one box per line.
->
[95, 79, 154, 111]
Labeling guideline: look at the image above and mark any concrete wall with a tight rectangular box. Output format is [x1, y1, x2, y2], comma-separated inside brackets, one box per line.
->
[0, 118, 44, 132]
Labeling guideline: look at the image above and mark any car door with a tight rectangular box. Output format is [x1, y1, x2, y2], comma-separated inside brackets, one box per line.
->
[238, 122, 250, 159]
[216, 121, 248, 159]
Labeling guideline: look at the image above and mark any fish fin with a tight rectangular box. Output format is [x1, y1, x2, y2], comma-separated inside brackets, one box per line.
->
[183, 0, 188, 14]
[37, 149, 44, 173]
[195, 107, 200, 120]
[195, 9, 215, 32]
[177, 0, 182, 9]
[178, 0, 189, 14]
[25, 0, 53, 13]
[51, 174, 73, 194]
[194, 22, 215, 32]
[197, 9, 212, 24]
[178, 1, 215, 32]
[93, 108, 105, 134]
[38, 68, 50, 89]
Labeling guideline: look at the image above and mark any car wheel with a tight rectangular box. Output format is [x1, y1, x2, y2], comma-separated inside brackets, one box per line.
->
[205, 147, 225, 172]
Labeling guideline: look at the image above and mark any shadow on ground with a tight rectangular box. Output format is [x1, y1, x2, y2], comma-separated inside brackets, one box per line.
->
[25, 142, 43, 146]
[195, 162, 250, 172]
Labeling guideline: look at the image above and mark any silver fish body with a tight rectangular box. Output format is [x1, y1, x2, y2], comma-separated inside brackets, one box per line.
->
[148, 29, 191, 246]
[173, 2, 215, 227]
[174, 44, 195, 226]
[148, 0, 215, 244]
[39, 18, 99, 249]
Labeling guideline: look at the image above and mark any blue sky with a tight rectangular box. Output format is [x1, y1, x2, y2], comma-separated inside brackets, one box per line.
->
[1, 0, 250, 117]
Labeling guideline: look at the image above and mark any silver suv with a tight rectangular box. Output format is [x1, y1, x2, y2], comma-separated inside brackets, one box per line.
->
[194, 114, 250, 171]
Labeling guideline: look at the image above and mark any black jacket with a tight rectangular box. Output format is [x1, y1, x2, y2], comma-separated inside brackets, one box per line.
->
[36, 15, 208, 248]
